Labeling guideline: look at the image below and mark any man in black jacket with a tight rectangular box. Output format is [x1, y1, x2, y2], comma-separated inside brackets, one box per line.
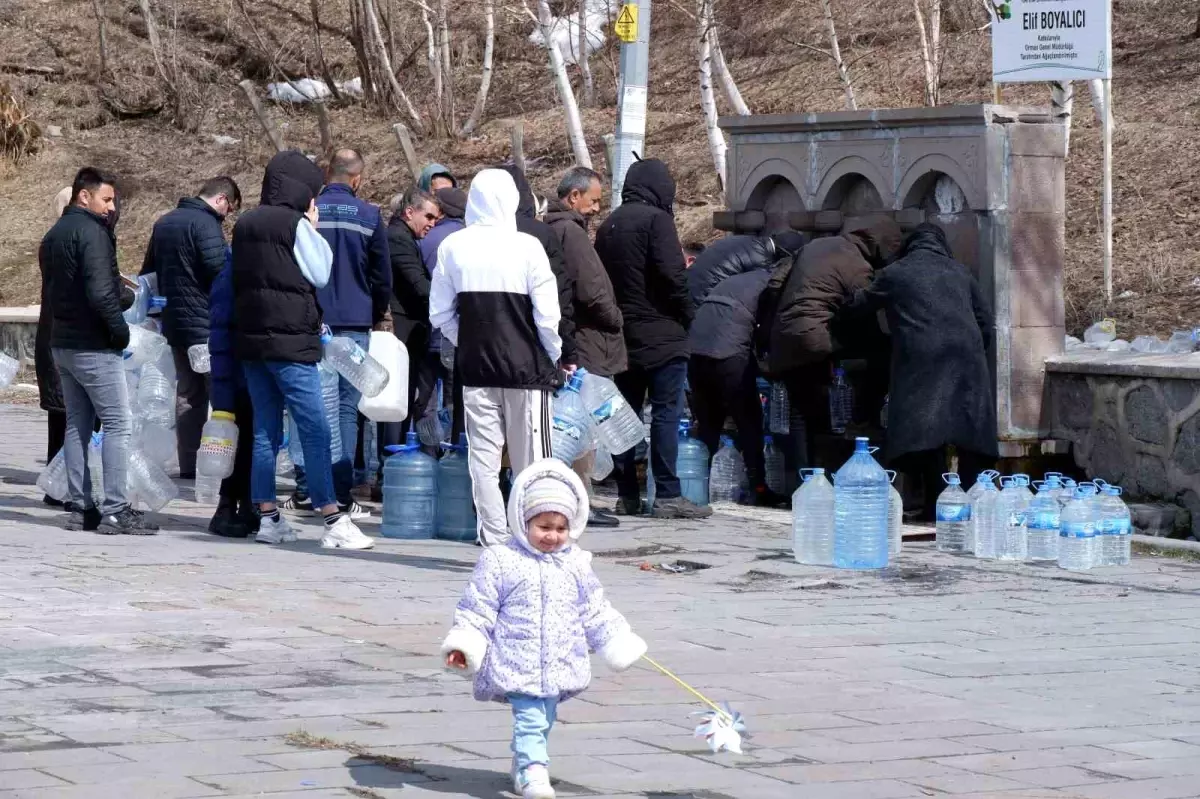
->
[43, 167, 157, 535]
[141, 176, 241, 478]
[595, 158, 711, 520]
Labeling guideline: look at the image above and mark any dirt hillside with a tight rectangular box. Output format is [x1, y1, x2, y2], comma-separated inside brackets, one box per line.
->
[1, 0, 1198, 338]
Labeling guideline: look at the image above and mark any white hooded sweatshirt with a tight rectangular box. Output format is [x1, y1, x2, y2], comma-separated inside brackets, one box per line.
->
[429, 169, 563, 389]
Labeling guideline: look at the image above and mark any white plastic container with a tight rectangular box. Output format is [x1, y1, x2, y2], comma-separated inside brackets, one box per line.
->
[580, 372, 644, 455]
[356, 331, 409, 421]
[0, 351, 17, 388]
[793, 468, 835, 565]
[324, 329, 390, 400]
[887, 470, 903, 559]
[37, 450, 68, 501]
[197, 411, 239, 480]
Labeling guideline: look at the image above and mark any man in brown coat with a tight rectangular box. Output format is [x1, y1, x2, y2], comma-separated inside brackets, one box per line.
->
[544, 166, 627, 527]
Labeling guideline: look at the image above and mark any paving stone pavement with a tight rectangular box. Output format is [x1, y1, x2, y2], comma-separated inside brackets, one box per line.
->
[2, 403, 1200, 799]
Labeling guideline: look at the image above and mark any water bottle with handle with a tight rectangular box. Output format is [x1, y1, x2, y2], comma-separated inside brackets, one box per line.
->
[793, 468, 835, 565]
[769, 382, 791, 434]
[592, 443, 614, 481]
[833, 437, 890, 569]
[1058, 477, 1077, 510]
[551, 372, 592, 466]
[0, 351, 17, 389]
[973, 477, 1000, 559]
[994, 475, 1030, 562]
[194, 475, 221, 505]
[764, 435, 785, 494]
[197, 411, 239, 480]
[317, 360, 343, 459]
[709, 437, 743, 503]
[1059, 484, 1098, 571]
[320, 327, 390, 399]
[935, 473, 971, 553]
[37, 450, 69, 501]
[676, 421, 710, 506]
[381, 432, 438, 539]
[965, 470, 997, 554]
[829, 367, 854, 434]
[1097, 485, 1132, 566]
[1027, 480, 1062, 561]
[128, 449, 178, 512]
[435, 434, 477, 542]
[580, 372, 644, 455]
[137, 360, 175, 430]
[887, 470, 903, 558]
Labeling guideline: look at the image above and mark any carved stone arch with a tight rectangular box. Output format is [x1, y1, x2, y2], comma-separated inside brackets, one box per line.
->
[898, 154, 983, 211]
[736, 158, 808, 211]
[814, 155, 894, 211]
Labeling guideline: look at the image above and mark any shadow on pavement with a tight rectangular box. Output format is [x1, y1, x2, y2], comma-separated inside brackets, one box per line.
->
[0, 466, 40, 486]
[178, 533, 476, 573]
[347, 757, 511, 799]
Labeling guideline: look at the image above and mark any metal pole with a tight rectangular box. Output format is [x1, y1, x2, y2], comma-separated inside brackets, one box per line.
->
[1102, 77, 1113, 304]
[611, 0, 652, 209]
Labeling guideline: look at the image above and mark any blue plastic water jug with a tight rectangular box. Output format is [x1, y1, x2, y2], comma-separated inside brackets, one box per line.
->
[381, 432, 438, 539]
[436, 434, 477, 543]
[677, 421, 710, 506]
[832, 437, 890, 569]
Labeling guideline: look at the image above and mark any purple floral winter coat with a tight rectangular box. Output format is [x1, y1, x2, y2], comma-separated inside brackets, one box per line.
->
[441, 460, 646, 703]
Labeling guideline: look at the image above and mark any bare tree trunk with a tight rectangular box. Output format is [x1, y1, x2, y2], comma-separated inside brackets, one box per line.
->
[913, 0, 940, 106]
[697, 0, 727, 197]
[711, 32, 750, 115]
[930, 0, 941, 103]
[511, 120, 526, 173]
[577, 0, 595, 106]
[363, 0, 424, 131]
[91, 0, 111, 79]
[422, 3, 441, 122]
[135, 0, 169, 85]
[535, 0, 592, 167]
[1050, 81, 1074, 157]
[238, 79, 285, 152]
[315, 100, 334, 158]
[309, 0, 342, 102]
[438, 0, 455, 132]
[348, 0, 377, 103]
[460, 0, 494, 136]
[392, 122, 423, 181]
[819, 0, 856, 110]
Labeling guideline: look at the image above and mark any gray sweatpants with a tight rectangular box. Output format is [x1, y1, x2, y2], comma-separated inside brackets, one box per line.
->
[462, 386, 552, 546]
[53, 348, 132, 514]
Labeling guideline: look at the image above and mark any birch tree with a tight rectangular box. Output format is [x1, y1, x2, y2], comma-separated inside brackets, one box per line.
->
[460, 0, 495, 136]
[1050, 81, 1074, 157]
[913, 0, 942, 106]
[437, 0, 456, 132]
[820, 0, 857, 110]
[711, 34, 751, 115]
[530, 0, 592, 167]
[697, 0, 727, 196]
[577, 0, 595, 106]
[363, 0, 424, 131]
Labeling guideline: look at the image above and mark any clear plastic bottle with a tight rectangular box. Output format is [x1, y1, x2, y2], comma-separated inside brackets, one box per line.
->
[137, 421, 175, 466]
[973, 478, 1000, 559]
[769, 382, 791, 434]
[935, 473, 971, 553]
[764, 435, 785, 494]
[592, 444, 613, 481]
[128, 449, 178, 512]
[1026, 480, 1062, 561]
[318, 359, 343, 460]
[381, 432, 438, 539]
[709, 437, 743, 503]
[1058, 484, 1098, 571]
[551, 373, 592, 466]
[828, 367, 854, 435]
[1058, 477, 1078, 510]
[0, 351, 17, 388]
[137, 361, 175, 429]
[194, 475, 221, 505]
[793, 468, 835, 565]
[124, 325, 168, 371]
[965, 471, 996, 554]
[436, 434, 477, 542]
[320, 328, 390, 399]
[993, 476, 1029, 562]
[37, 449, 68, 501]
[1166, 329, 1199, 354]
[580, 372, 644, 455]
[187, 343, 211, 374]
[886, 470, 903, 558]
[197, 411, 239, 480]
[88, 432, 105, 503]
[833, 437, 890, 569]
[1097, 485, 1132, 567]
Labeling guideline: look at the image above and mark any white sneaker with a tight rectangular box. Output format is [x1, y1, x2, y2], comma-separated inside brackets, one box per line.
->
[256, 515, 298, 544]
[342, 500, 371, 521]
[517, 764, 554, 799]
[320, 515, 374, 550]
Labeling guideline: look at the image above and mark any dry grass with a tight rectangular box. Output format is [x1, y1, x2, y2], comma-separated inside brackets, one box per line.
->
[283, 729, 420, 773]
[1, 0, 1199, 336]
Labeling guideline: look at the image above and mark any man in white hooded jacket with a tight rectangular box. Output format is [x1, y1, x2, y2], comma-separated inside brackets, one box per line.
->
[430, 169, 563, 546]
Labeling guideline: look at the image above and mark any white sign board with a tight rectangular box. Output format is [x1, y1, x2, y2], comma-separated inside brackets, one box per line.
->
[992, 0, 1112, 83]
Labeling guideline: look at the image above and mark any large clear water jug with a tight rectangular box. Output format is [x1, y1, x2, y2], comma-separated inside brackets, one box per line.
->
[580, 371, 644, 455]
[769, 382, 791, 434]
[1027, 480, 1062, 561]
[320, 327, 389, 399]
[887, 470, 903, 558]
[994, 475, 1030, 562]
[973, 478, 999, 559]
[833, 437, 890, 569]
[592, 444, 614, 481]
[137, 361, 175, 429]
[187, 343, 211, 374]
[764, 435, 785, 494]
[1097, 485, 1132, 566]
[435, 434, 477, 542]
[829, 367, 854, 434]
[381, 432, 438, 539]
[676, 422, 710, 506]
[124, 325, 168, 371]
[136, 420, 175, 466]
[0, 351, 17, 389]
[318, 359, 343, 459]
[709, 437, 743, 503]
[935, 473, 971, 553]
[1058, 477, 1078, 509]
[123, 275, 166, 325]
[128, 449, 178, 512]
[37, 450, 68, 501]
[793, 468, 835, 565]
[1059, 484, 1098, 571]
[551, 373, 592, 466]
[197, 411, 238, 480]
[965, 471, 997, 554]
[194, 475, 220, 506]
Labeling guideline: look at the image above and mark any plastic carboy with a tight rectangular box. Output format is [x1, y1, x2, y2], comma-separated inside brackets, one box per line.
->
[793, 468, 835, 565]
[1027, 480, 1062, 561]
[1058, 484, 1098, 571]
[1097, 485, 1132, 567]
[318, 359, 343, 459]
[551, 372, 592, 466]
[935, 473, 971, 553]
[993, 475, 1030, 562]
[965, 471, 997, 554]
[833, 437, 889, 569]
[973, 477, 1000, 559]
[769, 382, 791, 434]
[320, 327, 389, 399]
[764, 436, 786, 494]
[436, 434, 477, 542]
[381, 432, 438, 539]
[709, 437, 744, 503]
[887, 470, 903, 558]
[580, 372, 643, 455]
[676, 422, 710, 506]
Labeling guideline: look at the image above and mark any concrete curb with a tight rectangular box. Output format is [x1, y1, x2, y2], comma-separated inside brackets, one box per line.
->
[1132, 534, 1200, 554]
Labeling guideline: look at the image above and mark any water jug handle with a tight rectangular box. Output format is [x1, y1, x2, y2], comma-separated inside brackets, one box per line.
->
[1032, 479, 1045, 490]
[886, 470, 897, 484]
[1092, 477, 1108, 488]
[868, 446, 880, 455]
[800, 468, 818, 482]
[941, 472, 956, 484]
[984, 469, 1000, 480]
[384, 444, 419, 454]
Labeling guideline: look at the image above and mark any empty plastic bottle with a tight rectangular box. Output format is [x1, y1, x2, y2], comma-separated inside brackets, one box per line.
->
[197, 411, 239, 480]
[592, 444, 614, 481]
[318, 359, 343, 459]
[436, 434, 477, 542]
[580, 372, 644, 455]
[124, 325, 168, 371]
[551, 373, 593, 466]
[793, 468, 835, 565]
[676, 422, 710, 507]
[37, 450, 68, 501]
[993, 476, 1029, 562]
[320, 327, 389, 399]
[769, 382, 791, 434]
[137, 361, 175, 429]
[828, 367, 854, 434]
[381, 432, 438, 539]
[1083, 319, 1116, 345]
[887, 470, 903, 559]
[833, 437, 890, 569]
[187, 343, 211, 374]
[123, 275, 166, 325]
[128, 449, 178, 512]
[935, 473, 971, 553]
[88, 432, 104, 502]
[194, 475, 220, 505]
[764, 435, 786, 494]
[973, 478, 1000, 559]
[0, 351, 17, 389]
[1027, 480, 1062, 561]
[709, 437, 744, 503]
[1097, 485, 1132, 567]
[137, 421, 175, 466]
[1166, 329, 1200, 354]
[1059, 484, 1099, 571]
[965, 471, 996, 554]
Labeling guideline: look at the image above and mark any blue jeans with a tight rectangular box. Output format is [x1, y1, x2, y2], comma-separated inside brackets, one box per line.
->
[615, 357, 689, 501]
[243, 360, 335, 509]
[53, 348, 131, 514]
[509, 694, 558, 771]
[330, 328, 369, 503]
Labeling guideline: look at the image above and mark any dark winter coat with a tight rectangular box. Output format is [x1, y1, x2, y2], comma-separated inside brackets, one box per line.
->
[314, 183, 392, 329]
[500, 165, 577, 364]
[418, 188, 467, 353]
[850, 224, 997, 461]
[40, 205, 129, 353]
[687, 235, 779, 308]
[594, 158, 693, 370]
[386, 216, 430, 346]
[207, 250, 243, 413]
[766, 214, 902, 375]
[140, 196, 228, 348]
[544, 198, 627, 377]
[690, 268, 772, 362]
[231, 150, 326, 363]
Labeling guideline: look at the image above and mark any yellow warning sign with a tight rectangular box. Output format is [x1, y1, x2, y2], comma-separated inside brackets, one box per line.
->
[614, 3, 638, 43]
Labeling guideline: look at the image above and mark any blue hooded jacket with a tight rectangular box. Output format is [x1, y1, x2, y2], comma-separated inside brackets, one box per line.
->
[314, 183, 392, 329]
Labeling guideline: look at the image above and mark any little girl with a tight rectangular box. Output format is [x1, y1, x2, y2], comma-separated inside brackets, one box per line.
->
[442, 459, 646, 799]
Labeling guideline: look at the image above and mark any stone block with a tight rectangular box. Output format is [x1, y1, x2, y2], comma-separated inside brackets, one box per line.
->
[1008, 155, 1066, 214]
[1008, 122, 1067, 157]
[1129, 454, 1169, 499]
[814, 210, 844, 232]
[1050, 375, 1094, 434]
[1124, 385, 1168, 446]
[787, 210, 815, 230]
[1172, 409, 1200, 475]
[1087, 422, 1126, 485]
[1007, 212, 1066, 276]
[894, 208, 925, 230]
[1163, 379, 1199, 413]
[1128, 503, 1187, 537]
[1011, 270, 1065, 328]
[735, 210, 766, 232]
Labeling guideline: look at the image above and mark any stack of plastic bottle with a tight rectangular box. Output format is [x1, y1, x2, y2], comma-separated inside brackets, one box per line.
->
[381, 432, 438, 539]
[935, 473, 971, 553]
[709, 437, 745, 503]
[792, 468, 835, 565]
[435, 434, 477, 542]
[833, 437, 890, 569]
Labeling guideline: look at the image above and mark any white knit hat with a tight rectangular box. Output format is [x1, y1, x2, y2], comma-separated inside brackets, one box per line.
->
[521, 473, 580, 523]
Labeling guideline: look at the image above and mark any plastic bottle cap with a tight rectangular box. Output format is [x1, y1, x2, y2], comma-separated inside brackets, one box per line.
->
[211, 411, 236, 422]
[764, 435, 773, 444]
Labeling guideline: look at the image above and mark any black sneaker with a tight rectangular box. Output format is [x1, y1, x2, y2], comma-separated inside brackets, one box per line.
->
[587, 509, 621, 528]
[651, 496, 714, 520]
[64, 505, 102, 531]
[236, 507, 261, 535]
[279, 493, 313, 512]
[98, 508, 159, 536]
[43, 494, 66, 508]
[613, 497, 643, 516]
[207, 499, 237, 536]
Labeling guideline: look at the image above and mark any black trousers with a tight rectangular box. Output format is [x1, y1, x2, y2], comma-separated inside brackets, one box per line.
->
[47, 410, 100, 463]
[689, 354, 766, 488]
[894, 446, 995, 521]
[219, 389, 256, 510]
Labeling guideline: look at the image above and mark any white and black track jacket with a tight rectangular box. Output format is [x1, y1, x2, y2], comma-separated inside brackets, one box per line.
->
[429, 169, 563, 390]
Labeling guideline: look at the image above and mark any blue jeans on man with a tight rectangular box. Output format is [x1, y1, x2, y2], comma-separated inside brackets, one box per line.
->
[329, 328, 369, 503]
[614, 357, 689, 502]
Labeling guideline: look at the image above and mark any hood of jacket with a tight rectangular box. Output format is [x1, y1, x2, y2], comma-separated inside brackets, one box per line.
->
[499, 164, 538, 219]
[418, 163, 456, 192]
[898, 222, 952, 260]
[620, 158, 675, 213]
[435, 186, 467, 220]
[543, 197, 586, 230]
[465, 169, 519, 229]
[505, 459, 589, 556]
[842, 213, 903, 269]
[260, 150, 324, 212]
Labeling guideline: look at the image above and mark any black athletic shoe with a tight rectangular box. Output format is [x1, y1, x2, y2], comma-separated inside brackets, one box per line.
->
[613, 497, 643, 516]
[651, 496, 714, 520]
[64, 505, 102, 531]
[587, 509, 621, 528]
[279, 493, 313, 512]
[43, 494, 66, 508]
[97, 508, 159, 536]
[207, 499, 237, 536]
